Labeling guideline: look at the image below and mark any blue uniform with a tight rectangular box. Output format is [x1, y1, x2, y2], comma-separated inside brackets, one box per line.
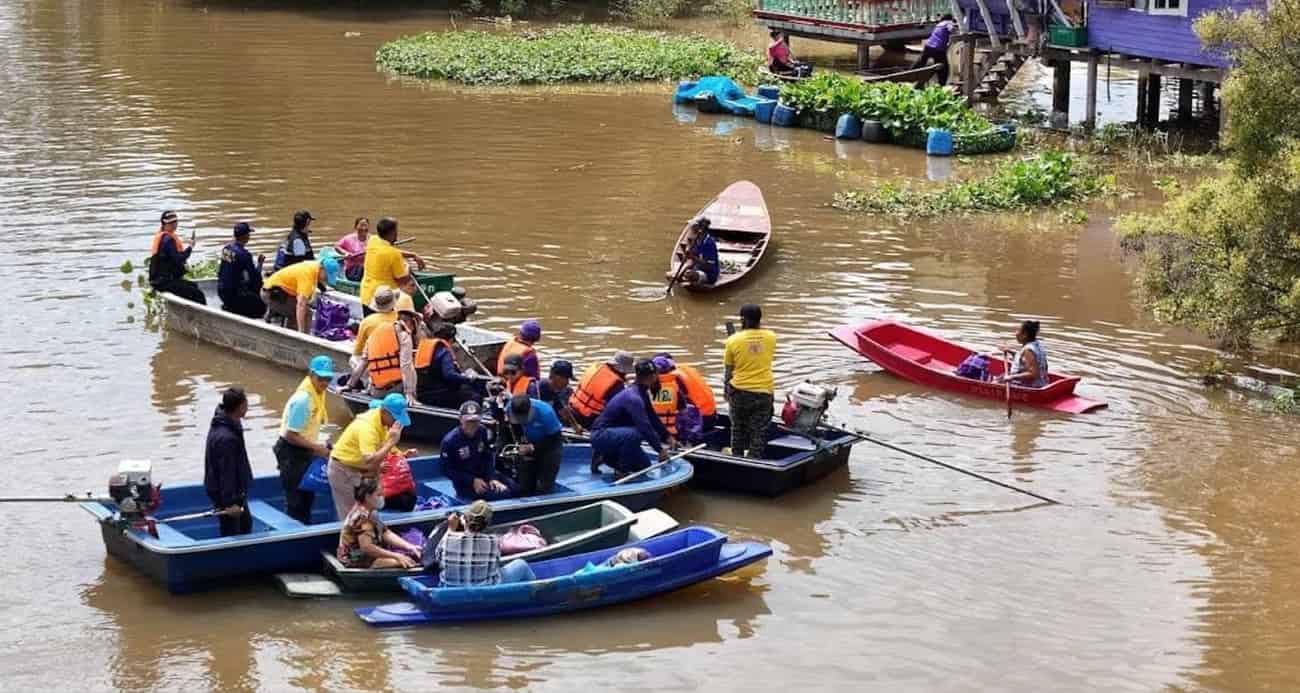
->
[217, 242, 265, 319]
[517, 399, 563, 443]
[440, 426, 514, 500]
[590, 386, 669, 473]
[694, 234, 721, 284]
[537, 380, 574, 417]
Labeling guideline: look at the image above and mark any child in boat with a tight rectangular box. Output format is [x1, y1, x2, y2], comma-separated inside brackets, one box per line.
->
[337, 478, 423, 569]
[435, 500, 535, 586]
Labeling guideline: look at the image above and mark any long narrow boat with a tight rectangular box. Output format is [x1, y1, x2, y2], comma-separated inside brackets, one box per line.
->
[80, 444, 692, 593]
[829, 320, 1107, 414]
[159, 279, 506, 376]
[356, 527, 771, 626]
[328, 269, 455, 313]
[667, 181, 771, 292]
[340, 387, 857, 497]
[856, 63, 942, 85]
[319, 501, 655, 593]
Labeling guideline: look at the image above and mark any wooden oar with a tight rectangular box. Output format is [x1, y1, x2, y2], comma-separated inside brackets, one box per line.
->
[159, 507, 241, 523]
[1003, 349, 1013, 420]
[612, 444, 708, 486]
[0, 493, 109, 503]
[830, 420, 1061, 505]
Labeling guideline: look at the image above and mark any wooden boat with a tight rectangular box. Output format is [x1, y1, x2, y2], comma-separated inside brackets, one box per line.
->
[356, 527, 771, 626]
[158, 278, 506, 378]
[312, 502, 678, 593]
[758, 67, 808, 83]
[668, 181, 771, 291]
[856, 63, 942, 85]
[829, 320, 1107, 414]
[80, 444, 693, 593]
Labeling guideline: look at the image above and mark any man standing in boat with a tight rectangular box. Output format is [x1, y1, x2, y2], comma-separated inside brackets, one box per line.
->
[274, 355, 337, 524]
[724, 304, 776, 458]
[204, 388, 253, 537]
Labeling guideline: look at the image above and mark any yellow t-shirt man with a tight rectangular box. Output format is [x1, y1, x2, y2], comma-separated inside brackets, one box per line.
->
[723, 328, 777, 394]
[359, 236, 409, 306]
[331, 408, 388, 470]
[353, 311, 399, 356]
[265, 261, 322, 299]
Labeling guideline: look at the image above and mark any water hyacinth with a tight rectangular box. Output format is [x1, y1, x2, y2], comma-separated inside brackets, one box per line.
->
[375, 25, 763, 85]
[779, 73, 993, 141]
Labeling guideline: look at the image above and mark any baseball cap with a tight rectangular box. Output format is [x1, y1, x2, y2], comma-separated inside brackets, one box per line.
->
[634, 359, 657, 379]
[652, 355, 675, 374]
[160, 210, 178, 224]
[508, 394, 532, 423]
[293, 209, 316, 226]
[520, 319, 542, 342]
[233, 222, 254, 238]
[549, 359, 574, 379]
[379, 392, 411, 427]
[320, 257, 341, 286]
[607, 350, 634, 375]
[308, 354, 336, 379]
[458, 400, 481, 421]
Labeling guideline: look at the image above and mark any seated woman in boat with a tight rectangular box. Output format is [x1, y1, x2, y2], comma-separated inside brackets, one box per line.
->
[337, 478, 423, 569]
[333, 216, 370, 282]
[677, 217, 721, 288]
[999, 320, 1050, 388]
[435, 500, 535, 586]
[767, 31, 811, 78]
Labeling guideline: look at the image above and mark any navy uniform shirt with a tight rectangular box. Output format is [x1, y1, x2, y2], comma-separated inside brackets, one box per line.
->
[439, 425, 502, 493]
[218, 242, 261, 294]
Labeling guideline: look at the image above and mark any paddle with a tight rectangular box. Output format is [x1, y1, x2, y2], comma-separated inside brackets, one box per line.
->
[0, 492, 109, 503]
[159, 507, 242, 523]
[829, 420, 1061, 505]
[1004, 349, 1013, 420]
[612, 444, 708, 486]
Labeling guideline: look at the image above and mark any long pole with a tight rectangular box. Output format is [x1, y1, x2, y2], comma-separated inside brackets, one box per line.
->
[0, 494, 108, 503]
[613, 444, 708, 486]
[835, 423, 1061, 505]
[1004, 349, 1013, 420]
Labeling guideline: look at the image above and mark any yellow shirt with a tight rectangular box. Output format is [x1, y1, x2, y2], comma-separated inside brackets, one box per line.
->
[279, 376, 328, 442]
[724, 328, 777, 394]
[331, 408, 388, 470]
[353, 311, 399, 356]
[265, 261, 321, 299]
[359, 237, 409, 306]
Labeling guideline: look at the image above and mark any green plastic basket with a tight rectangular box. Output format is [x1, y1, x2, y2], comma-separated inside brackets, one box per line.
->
[1049, 25, 1088, 48]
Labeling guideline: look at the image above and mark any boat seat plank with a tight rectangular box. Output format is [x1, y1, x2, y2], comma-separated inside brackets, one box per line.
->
[714, 241, 761, 253]
[888, 343, 933, 365]
[248, 499, 304, 530]
[152, 523, 197, 545]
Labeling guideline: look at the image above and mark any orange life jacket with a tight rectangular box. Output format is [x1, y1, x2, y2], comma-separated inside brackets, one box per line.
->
[651, 373, 682, 435]
[367, 323, 404, 389]
[676, 364, 717, 417]
[415, 337, 452, 370]
[496, 336, 536, 375]
[508, 374, 534, 397]
[150, 229, 186, 256]
[571, 363, 625, 420]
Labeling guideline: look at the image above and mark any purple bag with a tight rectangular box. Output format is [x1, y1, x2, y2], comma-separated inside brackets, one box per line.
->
[397, 527, 425, 559]
[955, 354, 990, 381]
[677, 405, 705, 445]
[312, 297, 353, 340]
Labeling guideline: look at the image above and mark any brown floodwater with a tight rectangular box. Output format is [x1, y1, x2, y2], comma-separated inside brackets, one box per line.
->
[3, 2, 1298, 691]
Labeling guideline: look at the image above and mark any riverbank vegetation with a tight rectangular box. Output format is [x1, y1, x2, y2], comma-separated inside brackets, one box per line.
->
[834, 151, 1110, 218]
[780, 74, 993, 142]
[1119, 6, 1300, 348]
[375, 25, 761, 85]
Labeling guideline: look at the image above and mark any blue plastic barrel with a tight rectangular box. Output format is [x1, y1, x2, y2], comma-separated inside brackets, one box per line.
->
[756, 84, 781, 100]
[674, 81, 697, 104]
[835, 113, 863, 140]
[926, 128, 954, 156]
[754, 99, 778, 124]
[772, 103, 798, 127]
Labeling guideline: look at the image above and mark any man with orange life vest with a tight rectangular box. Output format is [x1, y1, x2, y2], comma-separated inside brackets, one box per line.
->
[351, 286, 399, 369]
[500, 353, 539, 399]
[416, 321, 483, 409]
[148, 210, 206, 304]
[649, 355, 688, 438]
[570, 350, 633, 429]
[653, 352, 719, 430]
[496, 320, 542, 381]
[346, 293, 421, 404]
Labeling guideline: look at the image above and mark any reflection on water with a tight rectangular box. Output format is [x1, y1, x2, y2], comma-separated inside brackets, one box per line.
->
[3, 0, 1300, 690]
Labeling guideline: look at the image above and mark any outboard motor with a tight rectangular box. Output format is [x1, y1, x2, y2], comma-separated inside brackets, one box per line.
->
[781, 382, 836, 434]
[426, 291, 478, 324]
[108, 460, 161, 522]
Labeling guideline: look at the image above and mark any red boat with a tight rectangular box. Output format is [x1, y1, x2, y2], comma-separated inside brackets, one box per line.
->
[829, 320, 1107, 414]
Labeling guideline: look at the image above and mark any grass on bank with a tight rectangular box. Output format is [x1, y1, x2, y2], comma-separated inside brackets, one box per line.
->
[833, 151, 1113, 218]
[375, 24, 763, 86]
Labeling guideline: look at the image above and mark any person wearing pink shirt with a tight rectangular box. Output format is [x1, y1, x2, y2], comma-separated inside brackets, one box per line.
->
[334, 216, 370, 282]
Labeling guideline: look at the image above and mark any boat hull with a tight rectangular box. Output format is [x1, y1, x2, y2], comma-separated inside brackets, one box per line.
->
[669, 180, 771, 292]
[829, 321, 1106, 414]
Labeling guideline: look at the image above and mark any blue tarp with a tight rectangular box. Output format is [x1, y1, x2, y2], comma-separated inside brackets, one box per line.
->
[674, 76, 760, 117]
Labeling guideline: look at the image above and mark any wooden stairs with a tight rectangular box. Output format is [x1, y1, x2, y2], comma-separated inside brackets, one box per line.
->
[972, 49, 1029, 102]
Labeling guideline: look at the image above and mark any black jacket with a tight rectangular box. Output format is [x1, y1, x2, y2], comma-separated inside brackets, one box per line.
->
[204, 410, 253, 508]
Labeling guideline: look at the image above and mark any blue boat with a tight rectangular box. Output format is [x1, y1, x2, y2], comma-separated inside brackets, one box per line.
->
[80, 444, 692, 594]
[355, 526, 771, 626]
[674, 77, 763, 118]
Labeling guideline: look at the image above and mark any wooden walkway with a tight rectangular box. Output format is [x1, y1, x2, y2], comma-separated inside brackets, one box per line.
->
[754, 0, 951, 43]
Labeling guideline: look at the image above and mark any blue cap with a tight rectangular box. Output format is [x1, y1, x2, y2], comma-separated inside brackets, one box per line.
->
[320, 256, 341, 285]
[379, 392, 411, 427]
[308, 355, 335, 379]
[549, 359, 574, 379]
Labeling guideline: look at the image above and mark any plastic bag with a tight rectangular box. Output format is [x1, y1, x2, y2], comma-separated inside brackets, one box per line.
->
[297, 457, 331, 493]
[312, 296, 352, 339]
[498, 524, 548, 555]
[379, 452, 416, 498]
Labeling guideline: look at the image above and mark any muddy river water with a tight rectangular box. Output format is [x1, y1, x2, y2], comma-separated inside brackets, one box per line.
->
[2, 2, 1298, 691]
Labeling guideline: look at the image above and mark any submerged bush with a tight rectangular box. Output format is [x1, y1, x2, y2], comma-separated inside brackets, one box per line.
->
[833, 151, 1111, 217]
[375, 25, 763, 85]
[779, 73, 992, 141]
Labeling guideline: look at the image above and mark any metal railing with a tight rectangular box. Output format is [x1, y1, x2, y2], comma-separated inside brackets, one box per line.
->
[756, 0, 950, 27]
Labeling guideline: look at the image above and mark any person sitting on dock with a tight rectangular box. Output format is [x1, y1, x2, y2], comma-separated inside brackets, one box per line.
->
[334, 216, 370, 282]
[590, 359, 676, 476]
[767, 30, 810, 78]
[273, 209, 316, 271]
[204, 387, 253, 537]
[500, 353, 539, 399]
[359, 217, 423, 316]
[352, 285, 399, 367]
[724, 304, 776, 459]
[441, 402, 516, 501]
[274, 355, 337, 524]
[416, 321, 483, 409]
[507, 394, 565, 496]
[217, 222, 265, 319]
[261, 256, 341, 333]
[347, 293, 422, 403]
[436, 500, 535, 586]
[497, 320, 542, 380]
[538, 359, 580, 432]
[999, 319, 1050, 388]
[329, 392, 410, 521]
[147, 210, 206, 304]
[570, 351, 633, 429]
[912, 14, 958, 87]
[337, 478, 422, 569]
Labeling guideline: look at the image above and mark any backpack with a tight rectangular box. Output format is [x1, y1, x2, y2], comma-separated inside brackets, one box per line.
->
[311, 297, 353, 341]
[955, 354, 990, 381]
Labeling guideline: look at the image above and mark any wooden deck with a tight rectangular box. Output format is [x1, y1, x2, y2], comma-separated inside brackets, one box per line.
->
[754, 0, 951, 43]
